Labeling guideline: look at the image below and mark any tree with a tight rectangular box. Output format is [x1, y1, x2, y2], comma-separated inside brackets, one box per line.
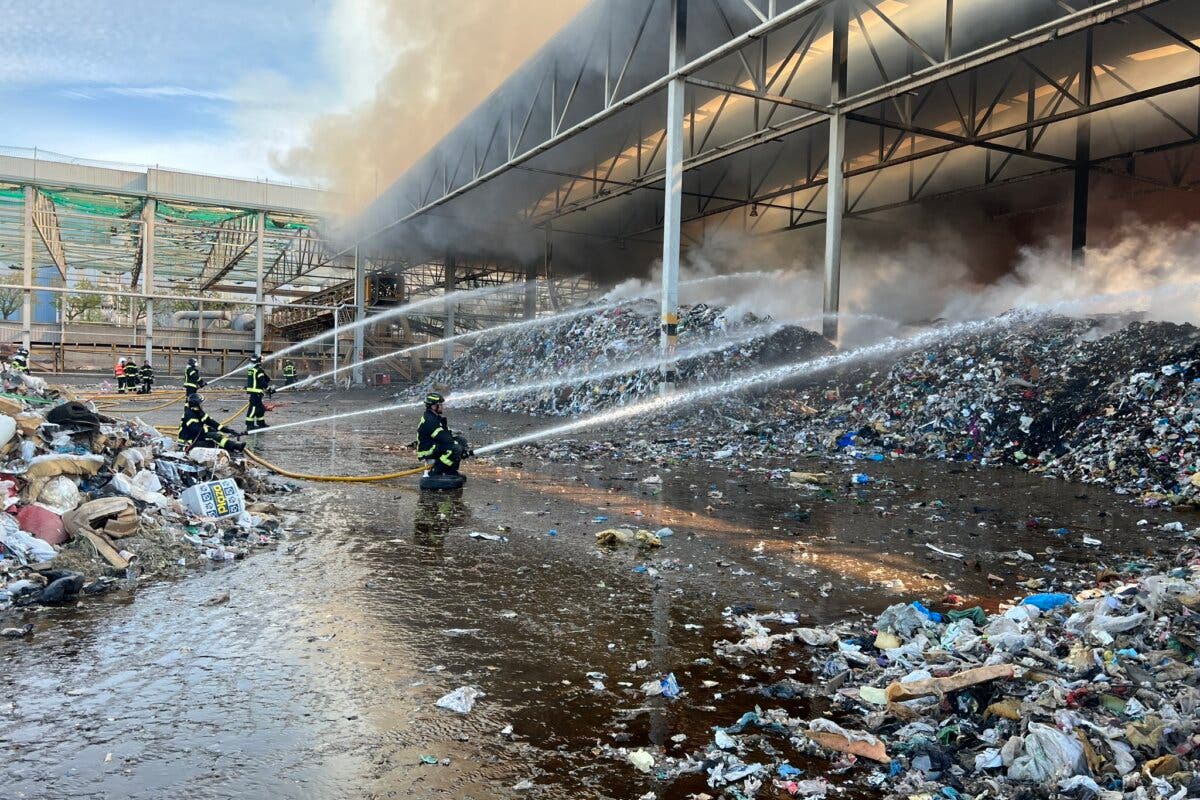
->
[54, 278, 104, 322]
[0, 274, 21, 321]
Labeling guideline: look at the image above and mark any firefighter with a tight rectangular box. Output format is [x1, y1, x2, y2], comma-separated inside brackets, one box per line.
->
[123, 359, 139, 395]
[245, 354, 273, 430]
[416, 392, 471, 475]
[183, 357, 204, 398]
[177, 393, 244, 452]
[139, 360, 154, 394]
[282, 359, 297, 386]
[114, 358, 127, 393]
[10, 347, 28, 374]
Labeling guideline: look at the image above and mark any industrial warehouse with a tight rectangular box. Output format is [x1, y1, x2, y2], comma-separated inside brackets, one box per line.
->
[2, 1, 1200, 798]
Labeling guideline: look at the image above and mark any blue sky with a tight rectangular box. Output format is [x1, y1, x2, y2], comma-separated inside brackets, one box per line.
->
[0, 0, 395, 182]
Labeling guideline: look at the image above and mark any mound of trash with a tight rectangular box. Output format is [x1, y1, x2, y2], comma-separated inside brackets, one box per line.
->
[743, 316, 1200, 505]
[603, 549, 1200, 799]
[0, 375, 297, 626]
[421, 299, 833, 416]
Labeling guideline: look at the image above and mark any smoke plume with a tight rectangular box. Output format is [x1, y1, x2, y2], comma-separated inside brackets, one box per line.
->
[275, 0, 587, 212]
[606, 215, 1200, 346]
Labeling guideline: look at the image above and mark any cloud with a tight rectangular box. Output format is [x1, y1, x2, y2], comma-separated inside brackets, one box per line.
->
[103, 86, 231, 101]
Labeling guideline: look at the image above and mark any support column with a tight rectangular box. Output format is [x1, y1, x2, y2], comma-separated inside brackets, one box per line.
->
[21, 186, 33, 353]
[1071, 29, 1093, 265]
[442, 256, 456, 364]
[352, 246, 366, 385]
[822, 1, 849, 342]
[142, 199, 155, 363]
[659, 0, 687, 392]
[524, 249, 539, 320]
[254, 210, 265, 355]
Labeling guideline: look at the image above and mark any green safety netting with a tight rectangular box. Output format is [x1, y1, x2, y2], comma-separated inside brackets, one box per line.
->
[0, 188, 24, 200]
[267, 216, 311, 231]
[40, 189, 141, 217]
[155, 202, 250, 224]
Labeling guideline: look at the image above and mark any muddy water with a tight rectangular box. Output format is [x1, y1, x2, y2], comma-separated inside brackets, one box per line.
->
[0, 391, 1185, 799]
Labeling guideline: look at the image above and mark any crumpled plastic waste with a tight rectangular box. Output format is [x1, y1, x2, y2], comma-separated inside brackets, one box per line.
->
[435, 686, 485, 714]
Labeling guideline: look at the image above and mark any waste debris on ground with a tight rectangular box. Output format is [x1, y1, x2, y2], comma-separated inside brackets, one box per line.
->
[416, 298, 833, 417]
[430, 310, 1199, 507]
[0, 381, 299, 627]
[600, 549, 1200, 799]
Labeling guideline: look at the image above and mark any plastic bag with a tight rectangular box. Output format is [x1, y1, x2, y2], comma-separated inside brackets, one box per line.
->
[875, 602, 927, 638]
[1022, 593, 1074, 611]
[37, 475, 81, 514]
[0, 513, 56, 564]
[1007, 723, 1088, 783]
[435, 686, 484, 714]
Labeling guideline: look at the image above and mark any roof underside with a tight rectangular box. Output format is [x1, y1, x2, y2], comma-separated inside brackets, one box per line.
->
[355, 0, 1200, 278]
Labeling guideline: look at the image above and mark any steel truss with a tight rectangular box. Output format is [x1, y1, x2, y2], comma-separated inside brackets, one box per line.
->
[356, 0, 1200, 340]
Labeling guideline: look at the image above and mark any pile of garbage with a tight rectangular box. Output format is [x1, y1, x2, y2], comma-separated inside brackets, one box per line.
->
[420, 299, 833, 416]
[461, 311, 1197, 505]
[744, 316, 1200, 505]
[0, 382, 295, 627]
[606, 548, 1200, 799]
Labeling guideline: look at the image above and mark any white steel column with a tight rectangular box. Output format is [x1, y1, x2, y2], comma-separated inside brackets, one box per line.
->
[254, 210, 265, 355]
[142, 199, 155, 363]
[822, 0, 849, 342]
[442, 257, 456, 364]
[659, 0, 687, 391]
[352, 246, 366, 385]
[21, 186, 33, 353]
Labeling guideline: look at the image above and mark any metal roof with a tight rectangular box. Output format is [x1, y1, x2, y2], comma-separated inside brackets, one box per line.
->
[353, 0, 1200, 277]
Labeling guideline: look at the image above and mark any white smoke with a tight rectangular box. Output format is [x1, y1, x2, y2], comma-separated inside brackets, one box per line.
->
[601, 218, 1200, 345]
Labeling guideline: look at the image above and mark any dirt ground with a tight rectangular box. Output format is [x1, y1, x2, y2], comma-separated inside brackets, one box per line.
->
[0, 384, 1191, 799]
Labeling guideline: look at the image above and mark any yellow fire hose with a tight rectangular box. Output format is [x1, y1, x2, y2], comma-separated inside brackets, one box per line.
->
[242, 448, 427, 482]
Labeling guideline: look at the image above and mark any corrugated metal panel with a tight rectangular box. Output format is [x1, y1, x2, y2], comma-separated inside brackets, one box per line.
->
[149, 169, 333, 213]
[0, 156, 145, 194]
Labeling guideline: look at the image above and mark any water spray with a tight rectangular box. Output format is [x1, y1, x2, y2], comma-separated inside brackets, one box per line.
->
[472, 282, 1200, 455]
[207, 282, 525, 386]
[254, 318, 796, 434]
[279, 301, 622, 392]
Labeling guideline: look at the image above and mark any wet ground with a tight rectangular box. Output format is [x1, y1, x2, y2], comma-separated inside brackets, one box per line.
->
[1, 386, 1193, 799]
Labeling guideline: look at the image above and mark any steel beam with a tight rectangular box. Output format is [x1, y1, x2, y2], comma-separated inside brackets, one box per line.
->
[142, 199, 155, 363]
[198, 213, 257, 291]
[254, 211, 264, 356]
[443, 256, 456, 364]
[1072, 29, 1094, 264]
[823, 0, 848, 342]
[353, 245, 365, 385]
[30, 191, 67, 279]
[21, 186, 32, 352]
[660, 0, 687, 391]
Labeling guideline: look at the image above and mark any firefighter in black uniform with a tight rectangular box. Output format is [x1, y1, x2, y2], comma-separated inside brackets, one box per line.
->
[183, 358, 203, 398]
[416, 392, 471, 475]
[177, 394, 244, 452]
[282, 359, 297, 386]
[139, 360, 154, 394]
[10, 347, 29, 374]
[245, 354, 272, 430]
[123, 359, 139, 394]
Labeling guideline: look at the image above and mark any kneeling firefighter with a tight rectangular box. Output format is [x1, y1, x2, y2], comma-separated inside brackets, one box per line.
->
[416, 392, 472, 476]
[178, 394, 245, 453]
